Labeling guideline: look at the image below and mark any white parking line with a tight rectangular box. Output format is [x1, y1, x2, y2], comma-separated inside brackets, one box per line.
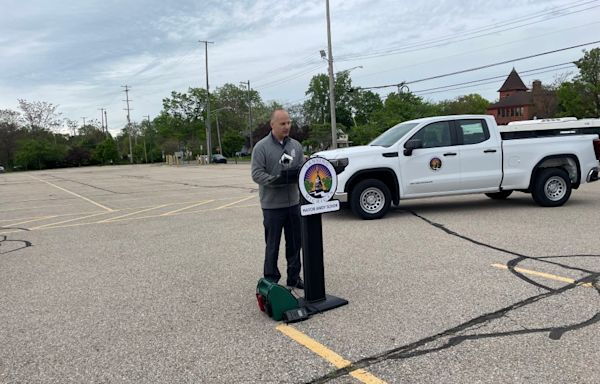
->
[99, 204, 170, 222]
[28, 175, 114, 212]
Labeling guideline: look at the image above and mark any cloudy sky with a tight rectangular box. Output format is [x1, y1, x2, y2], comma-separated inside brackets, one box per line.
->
[1, 0, 599, 134]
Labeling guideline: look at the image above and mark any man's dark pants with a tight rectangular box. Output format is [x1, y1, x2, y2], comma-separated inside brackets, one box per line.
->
[262, 205, 301, 284]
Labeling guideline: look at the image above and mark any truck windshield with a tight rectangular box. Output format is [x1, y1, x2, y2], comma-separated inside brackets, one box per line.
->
[369, 122, 419, 147]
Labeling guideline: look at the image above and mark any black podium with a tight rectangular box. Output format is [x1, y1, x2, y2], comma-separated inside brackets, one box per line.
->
[299, 209, 348, 314]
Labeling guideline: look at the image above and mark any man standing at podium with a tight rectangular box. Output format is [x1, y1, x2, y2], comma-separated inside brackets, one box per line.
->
[251, 109, 305, 289]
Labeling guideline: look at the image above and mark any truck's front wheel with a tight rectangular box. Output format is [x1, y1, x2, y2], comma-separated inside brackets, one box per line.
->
[532, 168, 572, 207]
[350, 179, 391, 220]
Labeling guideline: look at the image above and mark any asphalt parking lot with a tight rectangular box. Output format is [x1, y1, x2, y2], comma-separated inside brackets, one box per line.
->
[1, 163, 599, 384]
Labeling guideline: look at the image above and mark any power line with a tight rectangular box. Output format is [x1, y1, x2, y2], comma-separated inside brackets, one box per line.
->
[353, 20, 599, 82]
[411, 62, 576, 94]
[246, 0, 597, 89]
[251, 53, 322, 86]
[349, 0, 595, 56]
[254, 64, 325, 90]
[414, 65, 575, 96]
[357, 40, 600, 91]
[248, 1, 598, 94]
[336, 0, 599, 62]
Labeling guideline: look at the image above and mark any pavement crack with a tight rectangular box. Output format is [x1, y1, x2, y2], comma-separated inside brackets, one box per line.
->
[308, 275, 600, 383]
[46, 175, 121, 194]
[306, 211, 600, 383]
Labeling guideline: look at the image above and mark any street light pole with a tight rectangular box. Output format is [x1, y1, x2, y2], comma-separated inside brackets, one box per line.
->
[104, 109, 108, 137]
[215, 111, 223, 154]
[212, 106, 231, 155]
[98, 108, 105, 133]
[144, 115, 150, 164]
[240, 80, 253, 152]
[122, 85, 133, 164]
[200, 40, 214, 163]
[325, 0, 337, 149]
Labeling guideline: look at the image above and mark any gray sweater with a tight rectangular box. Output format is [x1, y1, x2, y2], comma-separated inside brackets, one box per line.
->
[251, 133, 304, 209]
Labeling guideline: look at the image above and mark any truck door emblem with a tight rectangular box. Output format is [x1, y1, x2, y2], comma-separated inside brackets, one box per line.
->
[430, 157, 442, 171]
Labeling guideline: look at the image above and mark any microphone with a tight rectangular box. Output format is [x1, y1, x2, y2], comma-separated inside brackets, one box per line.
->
[279, 152, 293, 166]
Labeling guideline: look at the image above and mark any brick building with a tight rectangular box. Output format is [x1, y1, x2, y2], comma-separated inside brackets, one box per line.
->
[486, 68, 558, 125]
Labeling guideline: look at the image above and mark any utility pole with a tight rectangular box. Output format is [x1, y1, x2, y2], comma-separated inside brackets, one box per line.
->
[104, 109, 108, 137]
[199, 40, 214, 163]
[240, 80, 253, 151]
[98, 108, 106, 133]
[325, 0, 337, 149]
[216, 111, 225, 154]
[144, 115, 150, 164]
[122, 85, 133, 164]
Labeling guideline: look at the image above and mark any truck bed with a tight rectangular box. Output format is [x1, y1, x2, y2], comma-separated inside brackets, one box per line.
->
[499, 118, 600, 140]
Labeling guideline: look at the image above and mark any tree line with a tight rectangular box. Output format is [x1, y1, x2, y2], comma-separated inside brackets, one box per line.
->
[1, 48, 598, 171]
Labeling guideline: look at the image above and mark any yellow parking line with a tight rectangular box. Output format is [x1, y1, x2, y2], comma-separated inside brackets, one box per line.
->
[28, 175, 114, 212]
[161, 200, 215, 216]
[215, 195, 255, 210]
[30, 211, 114, 230]
[0, 199, 255, 233]
[0, 229, 26, 235]
[491, 263, 594, 288]
[4, 216, 58, 227]
[276, 324, 387, 384]
[99, 204, 169, 222]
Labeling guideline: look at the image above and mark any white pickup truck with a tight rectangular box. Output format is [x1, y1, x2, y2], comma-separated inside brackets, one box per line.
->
[314, 115, 600, 219]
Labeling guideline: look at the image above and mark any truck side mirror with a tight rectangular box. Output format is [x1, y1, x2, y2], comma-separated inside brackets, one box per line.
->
[404, 139, 423, 156]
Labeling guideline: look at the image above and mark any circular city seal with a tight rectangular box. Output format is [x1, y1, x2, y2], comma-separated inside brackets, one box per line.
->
[430, 157, 442, 171]
[298, 157, 338, 204]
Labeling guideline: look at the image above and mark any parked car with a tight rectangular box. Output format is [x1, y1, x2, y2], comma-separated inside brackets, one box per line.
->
[212, 154, 227, 164]
[0, 165, 5, 173]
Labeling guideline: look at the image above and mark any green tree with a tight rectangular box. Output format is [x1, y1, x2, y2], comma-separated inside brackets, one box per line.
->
[304, 74, 329, 124]
[350, 90, 383, 126]
[15, 138, 66, 170]
[437, 93, 490, 115]
[333, 71, 355, 129]
[159, 87, 209, 154]
[93, 138, 119, 164]
[305, 123, 336, 150]
[213, 83, 265, 152]
[0, 109, 22, 126]
[371, 92, 440, 133]
[77, 124, 105, 148]
[0, 121, 25, 169]
[221, 130, 245, 157]
[557, 81, 588, 118]
[303, 71, 354, 128]
[65, 146, 92, 166]
[0, 110, 25, 168]
[17, 99, 63, 132]
[557, 48, 600, 117]
[348, 124, 380, 146]
[574, 48, 600, 116]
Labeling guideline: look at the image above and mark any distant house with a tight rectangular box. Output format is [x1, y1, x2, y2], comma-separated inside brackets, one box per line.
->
[336, 128, 352, 148]
[486, 68, 558, 125]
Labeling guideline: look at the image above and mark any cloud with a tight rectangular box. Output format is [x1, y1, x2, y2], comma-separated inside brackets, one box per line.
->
[0, 0, 598, 131]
